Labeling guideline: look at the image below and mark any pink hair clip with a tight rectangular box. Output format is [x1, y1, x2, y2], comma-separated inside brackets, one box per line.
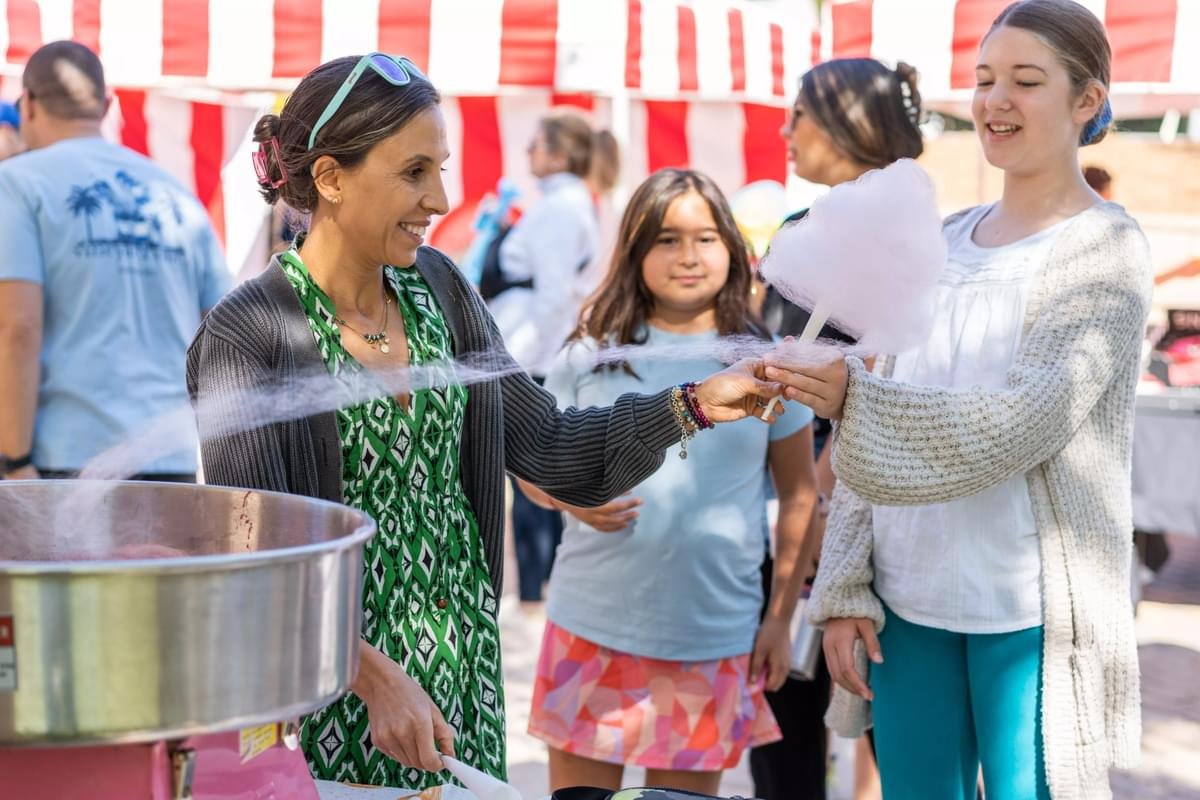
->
[252, 137, 288, 189]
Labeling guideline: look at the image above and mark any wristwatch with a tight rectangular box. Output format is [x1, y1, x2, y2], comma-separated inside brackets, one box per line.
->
[0, 451, 33, 476]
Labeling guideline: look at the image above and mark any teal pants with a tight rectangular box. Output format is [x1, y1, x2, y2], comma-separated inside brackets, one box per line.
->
[870, 606, 1052, 800]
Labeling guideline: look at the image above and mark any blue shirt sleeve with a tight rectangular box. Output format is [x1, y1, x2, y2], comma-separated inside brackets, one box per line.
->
[0, 169, 46, 284]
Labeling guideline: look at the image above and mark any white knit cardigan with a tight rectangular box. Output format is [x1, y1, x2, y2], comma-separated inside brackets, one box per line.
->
[807, 203, 1152, 800]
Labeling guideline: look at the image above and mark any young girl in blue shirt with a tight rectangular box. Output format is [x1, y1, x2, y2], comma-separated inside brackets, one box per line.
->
[521, 168, 818, 795]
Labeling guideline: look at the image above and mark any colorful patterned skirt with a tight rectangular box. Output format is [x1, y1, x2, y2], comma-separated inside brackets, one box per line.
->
[528, 620, 781, 772]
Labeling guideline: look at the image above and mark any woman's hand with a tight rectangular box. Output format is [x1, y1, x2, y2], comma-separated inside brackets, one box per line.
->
[563, 494, 641, 533]
[764, 354, 849, 421]
[751, 616, 793, 692]
[823, 617, 882, 701]
[354, 645, 455, 772]
[693, 360, 784, 424]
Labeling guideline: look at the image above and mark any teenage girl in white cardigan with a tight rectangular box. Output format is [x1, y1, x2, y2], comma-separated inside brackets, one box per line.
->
[765, 2, 1152, 799]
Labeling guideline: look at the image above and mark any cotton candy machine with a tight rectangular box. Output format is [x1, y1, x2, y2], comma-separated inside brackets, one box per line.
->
[0, 480, 375, 799]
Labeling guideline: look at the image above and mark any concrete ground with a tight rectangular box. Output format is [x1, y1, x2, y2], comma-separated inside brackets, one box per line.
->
[499, 534, 1200, 799]
[1111, 534, 1200, 800]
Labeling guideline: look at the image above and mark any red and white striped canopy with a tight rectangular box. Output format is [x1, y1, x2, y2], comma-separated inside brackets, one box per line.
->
[1, 0, 815, 102]
[5, 0, 1195, 272]
[0, 1, 806, 272]
[425, 92, 790, 255]
[822, 0, 1200, 115]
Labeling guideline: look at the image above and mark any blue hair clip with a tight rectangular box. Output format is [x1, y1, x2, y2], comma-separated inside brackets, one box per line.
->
[1081, 99, 1112, 146]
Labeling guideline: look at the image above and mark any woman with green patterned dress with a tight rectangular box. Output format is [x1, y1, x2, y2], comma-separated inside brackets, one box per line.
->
[187, 54, 788, 792]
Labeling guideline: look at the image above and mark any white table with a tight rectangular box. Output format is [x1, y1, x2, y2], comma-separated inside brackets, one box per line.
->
[1132, 391, 1200, 537]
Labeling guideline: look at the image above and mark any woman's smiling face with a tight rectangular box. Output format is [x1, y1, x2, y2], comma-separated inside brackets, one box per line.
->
[332, 105, 450, 268]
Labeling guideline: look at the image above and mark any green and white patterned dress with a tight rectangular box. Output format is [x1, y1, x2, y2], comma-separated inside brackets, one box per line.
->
[280, 249, 506, 789]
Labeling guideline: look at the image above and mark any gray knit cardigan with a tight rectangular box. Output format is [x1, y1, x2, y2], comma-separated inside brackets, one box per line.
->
[807, 203, 1153, 800]
[185, 246, 683, 597]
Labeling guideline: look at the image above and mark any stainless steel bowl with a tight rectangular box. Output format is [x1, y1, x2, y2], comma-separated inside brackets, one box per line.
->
[0, 480, 375, 746]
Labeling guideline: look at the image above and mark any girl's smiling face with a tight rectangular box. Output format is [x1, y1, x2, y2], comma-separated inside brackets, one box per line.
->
[972, 25, 1104, 176]
[640, 190, 731, 321]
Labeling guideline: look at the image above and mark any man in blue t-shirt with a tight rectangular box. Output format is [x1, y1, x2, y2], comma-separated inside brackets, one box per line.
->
[0, 41, 231, 481]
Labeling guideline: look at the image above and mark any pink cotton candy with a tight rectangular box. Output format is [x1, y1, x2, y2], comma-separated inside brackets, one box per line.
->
[758, 158, 946, 354]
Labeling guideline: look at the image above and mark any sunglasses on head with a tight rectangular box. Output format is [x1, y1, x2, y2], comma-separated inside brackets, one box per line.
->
[307, 52, 426, 151]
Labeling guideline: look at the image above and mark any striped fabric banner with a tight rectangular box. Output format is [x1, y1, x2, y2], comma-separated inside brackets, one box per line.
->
[5, 0, 1194, 272]
[1, 0, 813, 102]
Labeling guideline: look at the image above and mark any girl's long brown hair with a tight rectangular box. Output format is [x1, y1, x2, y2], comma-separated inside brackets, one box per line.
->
[572, 168, 767, 371]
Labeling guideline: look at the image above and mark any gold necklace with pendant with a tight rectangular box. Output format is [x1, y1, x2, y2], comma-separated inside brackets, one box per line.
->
[334, 291, 392, 354]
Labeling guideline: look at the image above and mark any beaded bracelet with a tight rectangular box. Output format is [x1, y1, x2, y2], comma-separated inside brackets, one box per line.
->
[669, 385, 697, 460]
[681, 382, 714, 430]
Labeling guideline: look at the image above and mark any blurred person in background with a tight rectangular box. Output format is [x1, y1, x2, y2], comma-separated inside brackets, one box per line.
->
[487, 109, 602, 610]
[578, 127, 622, 296]
[753, 56, 924, 800]
[0, 100, 23, 160]
[0, 41, 228, 482]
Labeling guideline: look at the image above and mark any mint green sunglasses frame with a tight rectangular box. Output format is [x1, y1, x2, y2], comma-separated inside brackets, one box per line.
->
[306, 52, 426, 151]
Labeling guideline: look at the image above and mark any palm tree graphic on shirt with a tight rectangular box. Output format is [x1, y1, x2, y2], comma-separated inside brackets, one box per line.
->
[65, 173, 187, 265]
[66, 172, 186, 255]
[66, 184, 103, 242]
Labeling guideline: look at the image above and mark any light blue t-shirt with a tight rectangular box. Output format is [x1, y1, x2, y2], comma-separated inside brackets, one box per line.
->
[0, 137, 230, 472]
[544, 326, 814, 661]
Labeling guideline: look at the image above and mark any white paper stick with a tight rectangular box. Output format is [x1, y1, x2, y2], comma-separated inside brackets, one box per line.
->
[442, 756, 523, 800]
[760, 301, 831, 420]
[798, 302, 833, 343]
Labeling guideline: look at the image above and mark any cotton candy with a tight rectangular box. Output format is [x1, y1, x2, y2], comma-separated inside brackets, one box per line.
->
[758, 158, 946, 354]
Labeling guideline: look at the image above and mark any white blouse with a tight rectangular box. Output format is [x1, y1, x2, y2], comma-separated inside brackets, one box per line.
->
[488, 172, 599, 377]
[871, 204, 1072, 634]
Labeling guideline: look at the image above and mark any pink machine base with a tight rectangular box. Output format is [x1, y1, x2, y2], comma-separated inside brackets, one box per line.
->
[0, 727, 320, 800]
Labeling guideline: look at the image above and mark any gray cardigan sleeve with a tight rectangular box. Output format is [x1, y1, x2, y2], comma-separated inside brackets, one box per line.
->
[502, 374, 683, 507]
[466, 287, 686, 508]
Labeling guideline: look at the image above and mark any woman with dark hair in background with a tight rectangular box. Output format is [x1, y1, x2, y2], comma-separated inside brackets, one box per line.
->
[187, 53, 784, 792]
[753, 57, 924, 800]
